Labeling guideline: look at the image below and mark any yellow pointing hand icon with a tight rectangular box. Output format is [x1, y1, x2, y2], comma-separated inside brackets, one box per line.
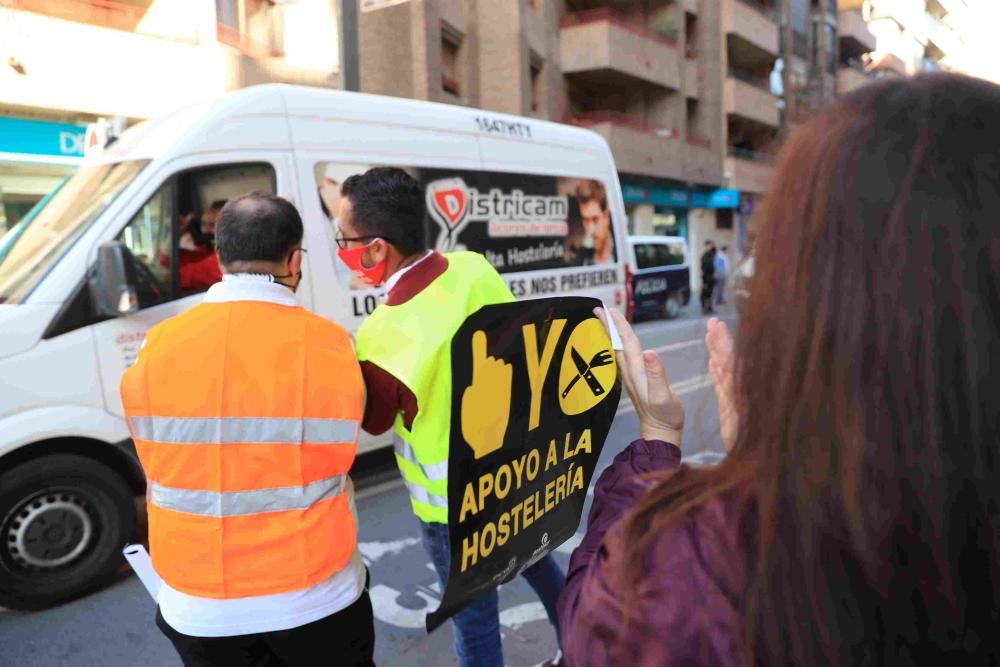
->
[461, 330, 512, 459]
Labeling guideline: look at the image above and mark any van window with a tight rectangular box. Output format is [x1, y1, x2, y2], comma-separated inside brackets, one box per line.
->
[116, 162, 275, 309]
[119, 182, 176, 307]
[0, 160, 148, 304]
[659, 241, 687, 266]
[634, 243, 659, 270]
[314, 162, 619, 290]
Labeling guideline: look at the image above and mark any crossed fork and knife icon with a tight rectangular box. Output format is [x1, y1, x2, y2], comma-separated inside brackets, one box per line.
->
[561, 347, 614, 399]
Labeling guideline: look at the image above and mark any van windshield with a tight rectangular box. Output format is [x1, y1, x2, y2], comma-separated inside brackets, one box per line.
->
[0, 160, 148, 304]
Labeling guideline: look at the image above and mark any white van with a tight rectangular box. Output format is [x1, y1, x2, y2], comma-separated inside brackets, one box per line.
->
[0, 85, 628, 609]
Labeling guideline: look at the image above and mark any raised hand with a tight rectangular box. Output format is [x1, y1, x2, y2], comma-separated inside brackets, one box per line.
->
[705, 318, 738, 453]
[460, 330, 513, 459]
[596, 308, 685, 445]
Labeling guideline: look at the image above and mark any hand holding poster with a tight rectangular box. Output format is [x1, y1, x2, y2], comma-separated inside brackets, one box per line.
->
[426, 296, 621, 632]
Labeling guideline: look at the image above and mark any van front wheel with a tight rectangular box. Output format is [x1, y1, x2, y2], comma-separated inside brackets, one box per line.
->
[663, 293, 682, 319]
[0, 454, 136, 611]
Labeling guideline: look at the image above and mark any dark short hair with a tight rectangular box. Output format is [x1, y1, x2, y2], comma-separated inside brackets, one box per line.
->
[341, 167, 427, 255]
[215, 192, 303, 265]
[209, 199, 228, 211]
[575, 179, 607, 211]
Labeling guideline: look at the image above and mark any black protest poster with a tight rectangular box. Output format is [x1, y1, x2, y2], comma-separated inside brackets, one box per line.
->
[425, 296, 621, 632]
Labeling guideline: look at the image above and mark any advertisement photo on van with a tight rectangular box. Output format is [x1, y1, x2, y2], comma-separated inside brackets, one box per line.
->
[314, 162, 622, 320]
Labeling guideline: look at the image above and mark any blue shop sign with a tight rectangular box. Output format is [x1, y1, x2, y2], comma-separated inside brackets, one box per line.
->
[0, 117, 86, 163]
[689, 189, 739, 208]
[622, 183, 739, 209]
[622, 185, 689, 207]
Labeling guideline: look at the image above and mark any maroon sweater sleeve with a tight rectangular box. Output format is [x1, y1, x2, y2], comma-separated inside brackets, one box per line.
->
[360, 360, 419, 435]
[559, 439, 681, 638]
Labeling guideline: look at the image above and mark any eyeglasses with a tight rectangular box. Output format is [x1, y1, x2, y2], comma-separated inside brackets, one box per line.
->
[334, 234, 395, 250]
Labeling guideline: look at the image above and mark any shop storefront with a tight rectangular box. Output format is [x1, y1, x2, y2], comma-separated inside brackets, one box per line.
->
[622, 180, 741, 292]
[0, 116, 84, 231]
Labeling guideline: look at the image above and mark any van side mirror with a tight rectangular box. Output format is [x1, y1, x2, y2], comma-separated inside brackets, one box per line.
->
[89, 242, 139, 317]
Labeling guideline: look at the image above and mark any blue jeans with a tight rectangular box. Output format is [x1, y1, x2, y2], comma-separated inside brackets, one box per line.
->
[420, 520, 564, 667]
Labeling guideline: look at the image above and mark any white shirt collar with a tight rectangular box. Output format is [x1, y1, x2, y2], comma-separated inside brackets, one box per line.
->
[203, 273, 299, 307]
[384, 251, 433, 293]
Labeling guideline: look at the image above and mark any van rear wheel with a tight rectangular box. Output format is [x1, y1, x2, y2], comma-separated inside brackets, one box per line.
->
[663, 293, 681, 319]
[0, 454, 136, 611]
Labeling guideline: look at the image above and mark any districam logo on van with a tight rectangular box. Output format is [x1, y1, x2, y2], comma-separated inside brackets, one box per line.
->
[427, 177, 569, 252]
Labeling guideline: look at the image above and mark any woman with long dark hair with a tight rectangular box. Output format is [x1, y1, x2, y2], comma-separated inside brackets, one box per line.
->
[559, 73, 1000, 665]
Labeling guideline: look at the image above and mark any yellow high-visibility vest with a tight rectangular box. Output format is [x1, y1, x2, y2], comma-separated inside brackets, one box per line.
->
[356, 252, 514, 523]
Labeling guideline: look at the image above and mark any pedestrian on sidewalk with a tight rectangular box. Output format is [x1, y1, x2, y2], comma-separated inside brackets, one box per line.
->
[121, 193, 374, 667]
[714, 244, 730, 306]
[336, 167, 566, 667]
[700, 240, 716, 313]
[559, 73, 1000, 666]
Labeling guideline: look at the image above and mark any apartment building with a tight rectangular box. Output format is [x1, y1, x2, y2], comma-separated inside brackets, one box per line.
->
[0, 0, 341, 230]
[360, 0, 788, 270]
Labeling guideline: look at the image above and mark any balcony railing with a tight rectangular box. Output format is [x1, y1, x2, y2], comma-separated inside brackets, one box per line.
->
[442, 75, 461, 96]
[560, 8, 678, 47]
[728, 146, 775, 163]
[567, 111, 677, 137]
[733, 0, 778, 22]
[841, 57, 869, 73]
[216, 23, 283, 58]
[728, 67, 771, 92]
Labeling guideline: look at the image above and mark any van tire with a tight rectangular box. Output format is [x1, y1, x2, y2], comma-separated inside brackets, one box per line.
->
[664, 293, 682, 319]
[0, 454, 136, 611]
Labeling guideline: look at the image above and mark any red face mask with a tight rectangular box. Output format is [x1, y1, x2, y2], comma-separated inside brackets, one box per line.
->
[337, 240, 387, 286]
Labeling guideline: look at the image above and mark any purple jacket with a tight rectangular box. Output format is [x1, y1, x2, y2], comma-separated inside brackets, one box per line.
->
[558, 440, 745, 666]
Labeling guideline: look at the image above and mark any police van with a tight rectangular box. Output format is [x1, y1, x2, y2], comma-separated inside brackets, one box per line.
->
[627, 235, 691, 319]
[0, 85, 628, 610]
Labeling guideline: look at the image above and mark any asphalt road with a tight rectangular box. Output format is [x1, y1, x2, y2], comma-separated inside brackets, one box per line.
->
[0, 305, 735, 667]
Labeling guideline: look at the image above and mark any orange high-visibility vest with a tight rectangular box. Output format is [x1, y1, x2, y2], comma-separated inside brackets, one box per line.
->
[120, 300, 363, 599]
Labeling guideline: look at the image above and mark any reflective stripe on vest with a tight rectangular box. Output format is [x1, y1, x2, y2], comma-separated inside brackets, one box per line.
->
[393, 436, 448, 482]
[129, 416, 358, 445]
[402, 477, 449, 509]
[120, 299, 364, 599]
[150, 473, 348, 517]
[356, 252, 515, 524]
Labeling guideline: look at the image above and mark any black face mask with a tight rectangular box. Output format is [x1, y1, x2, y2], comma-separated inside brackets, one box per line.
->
[272, 249, 305, 291]
[272, 270, 303, 291]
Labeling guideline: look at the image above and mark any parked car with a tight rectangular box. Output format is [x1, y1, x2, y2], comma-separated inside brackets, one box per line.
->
[626, 235, 691, 320]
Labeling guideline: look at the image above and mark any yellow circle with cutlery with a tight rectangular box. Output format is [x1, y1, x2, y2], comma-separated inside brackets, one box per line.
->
[558, 318, 618, 416]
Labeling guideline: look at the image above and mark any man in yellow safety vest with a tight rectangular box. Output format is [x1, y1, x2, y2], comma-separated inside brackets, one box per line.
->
[336, 167, 565, 667]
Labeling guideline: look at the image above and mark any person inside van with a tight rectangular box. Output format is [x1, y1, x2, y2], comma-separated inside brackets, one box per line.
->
[179, 199, 226, 292]
[575, 180, 613, 265]
[558, 73, 1000, 666]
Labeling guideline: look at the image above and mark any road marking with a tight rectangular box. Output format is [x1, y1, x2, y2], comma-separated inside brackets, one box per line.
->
[615, 373, 715, 415]
[555, 532, 583, 555]
[499, 602, 548, 629]
[358, 537, 422, 563]
[369, 584, 439, 629]
[648, 338, 703, 354]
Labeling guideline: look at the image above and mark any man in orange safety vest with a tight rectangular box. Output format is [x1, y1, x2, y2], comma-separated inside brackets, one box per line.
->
[121, 193, 373, 666]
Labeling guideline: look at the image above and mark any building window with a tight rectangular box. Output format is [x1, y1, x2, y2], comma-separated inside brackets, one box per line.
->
[530, 52, 544, 114]
[441, 22, 464, 97]
[215, 0, 284, 57]
[716, 208, 734, 230]
[685, 12, 698, 58]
